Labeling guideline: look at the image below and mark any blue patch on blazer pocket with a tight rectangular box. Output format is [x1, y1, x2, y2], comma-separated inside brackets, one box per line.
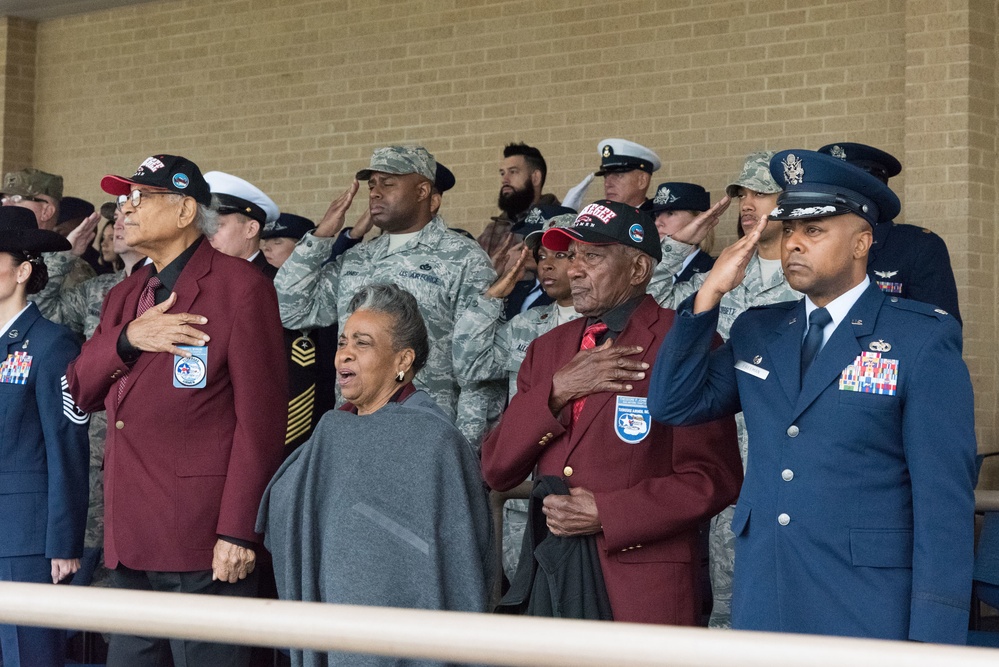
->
[850, 528, 913, 568]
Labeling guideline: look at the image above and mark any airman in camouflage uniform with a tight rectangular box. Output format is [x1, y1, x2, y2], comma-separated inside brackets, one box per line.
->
[274, 146, 496, 441]
[649, 152, 801, 628]
[3, 169, 96, 319]
[453, 207, 581, 578]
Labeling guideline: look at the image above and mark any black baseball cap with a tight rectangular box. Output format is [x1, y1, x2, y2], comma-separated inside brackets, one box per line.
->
[542, 200, 661, 262]
[101, 155, 212, 207]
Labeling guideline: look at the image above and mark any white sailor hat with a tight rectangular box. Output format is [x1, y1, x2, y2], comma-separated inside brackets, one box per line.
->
[595, 139, 662, 176]
[204, 171, 280, 225]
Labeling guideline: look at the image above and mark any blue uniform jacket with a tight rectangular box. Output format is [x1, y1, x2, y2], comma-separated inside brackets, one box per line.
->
[868, 221, 961, 325]
[0, 303, 89, 560]
[648, 283, 975, 644]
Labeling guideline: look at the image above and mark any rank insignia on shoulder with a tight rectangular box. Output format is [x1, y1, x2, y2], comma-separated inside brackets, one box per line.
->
[934, 308, 948, 315]
[869, 339, 891, 353]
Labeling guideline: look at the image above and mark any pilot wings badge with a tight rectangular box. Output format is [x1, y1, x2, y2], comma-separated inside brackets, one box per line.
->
[874, 270, 898, 279]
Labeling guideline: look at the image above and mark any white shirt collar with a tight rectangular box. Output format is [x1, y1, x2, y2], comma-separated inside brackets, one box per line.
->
[803, 276, 870, 347]
[0, 304, 31, 338]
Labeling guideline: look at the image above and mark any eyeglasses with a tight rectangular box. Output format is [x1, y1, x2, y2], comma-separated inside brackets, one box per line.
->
[116, 189, 177, 211]
[1, 194, 46, 204]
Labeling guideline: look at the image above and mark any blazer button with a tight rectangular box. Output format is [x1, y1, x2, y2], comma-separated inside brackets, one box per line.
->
[778, 513, 791, 526]
[786, 425, 799, 437]
[563, 466, 573, 477]
[781, 469, 794, 481]
[115, 420, 124, 430]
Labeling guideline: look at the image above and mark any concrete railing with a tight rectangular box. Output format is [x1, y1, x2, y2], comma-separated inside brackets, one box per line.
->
[0, 582, 996, 666]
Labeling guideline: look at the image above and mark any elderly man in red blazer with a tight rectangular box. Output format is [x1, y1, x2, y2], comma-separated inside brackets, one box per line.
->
[482, 200, 742, 625]
[67, 155, 287, 667]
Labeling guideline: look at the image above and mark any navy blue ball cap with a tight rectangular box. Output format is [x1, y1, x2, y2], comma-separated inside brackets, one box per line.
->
[650, 182, 710, 213]
[434, 163, 456, 194]
[769, 150, 900, 226]
[816, 142, 901, 184]
[261, 212, 316, 241]
[542, 199, 661, 262]
[101, 155, 212, 207]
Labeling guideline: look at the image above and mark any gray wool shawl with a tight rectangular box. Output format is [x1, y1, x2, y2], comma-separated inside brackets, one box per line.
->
[256, 390, 492, 667]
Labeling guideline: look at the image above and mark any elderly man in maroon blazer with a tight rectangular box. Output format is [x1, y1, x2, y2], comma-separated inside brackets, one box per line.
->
[67, 155, 287, 667]
[482, 200, 742, 625]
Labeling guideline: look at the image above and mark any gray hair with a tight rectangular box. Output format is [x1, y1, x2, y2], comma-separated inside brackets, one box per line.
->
[347, 283, 430, 373]
[194, 194, 221, 237]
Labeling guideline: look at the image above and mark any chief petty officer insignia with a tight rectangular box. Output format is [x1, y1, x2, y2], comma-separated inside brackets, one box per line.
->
[615, 395, 651, 444]
[290, 335, 315, 368]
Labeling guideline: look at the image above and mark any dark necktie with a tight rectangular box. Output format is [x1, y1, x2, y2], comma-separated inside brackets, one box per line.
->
[800, 307, 832, 380]
[117, 276, 162, 402]
[571, 322, 609, 425]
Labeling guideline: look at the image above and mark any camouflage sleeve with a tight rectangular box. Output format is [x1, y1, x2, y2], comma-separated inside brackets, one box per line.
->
[646, 237, 697, 304]
[452, 295, 509, 383]
[273, 232, 340, 330]
[51, 279, 92, 338]
[64, 258, 96, 290]
[31, 252, 88, 323]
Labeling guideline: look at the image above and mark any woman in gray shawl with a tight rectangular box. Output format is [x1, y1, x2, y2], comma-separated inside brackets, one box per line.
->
[257, 283, 492, 667]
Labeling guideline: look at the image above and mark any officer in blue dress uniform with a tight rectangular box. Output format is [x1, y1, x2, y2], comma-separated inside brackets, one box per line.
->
[0, 206, 90, 667]
[648, 150, 976, 644]
[649, 182, 716, 283]
[817, 142, 961, 324]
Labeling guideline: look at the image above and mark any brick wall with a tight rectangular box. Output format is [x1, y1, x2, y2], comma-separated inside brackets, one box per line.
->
[11, 0, 999, 463]
[0, 16, 36, 174]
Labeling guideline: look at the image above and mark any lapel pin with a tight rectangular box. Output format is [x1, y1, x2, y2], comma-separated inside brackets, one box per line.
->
[22, 339, 28, 350]
[753, 355, 763, 365]
[851, 319, 863, 326]
[7, 330, 17, 338]
[788, 318, 797, 325]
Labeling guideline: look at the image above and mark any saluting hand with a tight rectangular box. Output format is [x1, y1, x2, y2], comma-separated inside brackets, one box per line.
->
[212, 539, 256, 584]
[314, 179, 360, 238]
[543, 487, 601, 537]
[668, 196, 731, 246]
[549, 339, 648, 415]
[485, 244, 531, 299]
[67, 211, 100, 257]
[693, 214, 766, 314]
[124, 292, 210, 358]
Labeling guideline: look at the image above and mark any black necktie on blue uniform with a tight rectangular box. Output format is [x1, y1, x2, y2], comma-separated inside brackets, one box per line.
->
[800, 307, 832, 380]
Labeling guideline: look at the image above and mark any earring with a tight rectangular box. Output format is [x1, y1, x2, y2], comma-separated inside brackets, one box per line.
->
[396, 371, 405, 382]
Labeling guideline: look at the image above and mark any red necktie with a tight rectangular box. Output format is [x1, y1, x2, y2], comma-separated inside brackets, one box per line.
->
[571, 322, 609, 425]
[116, 276, 162, 403]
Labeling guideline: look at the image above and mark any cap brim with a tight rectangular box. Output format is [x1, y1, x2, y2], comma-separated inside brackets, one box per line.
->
[541, 227, 616, 251]
[101, 175, 138, 197]
[769, 202, 853, 221]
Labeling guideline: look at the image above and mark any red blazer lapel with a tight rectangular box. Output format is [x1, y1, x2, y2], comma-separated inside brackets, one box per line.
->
[119, 240, 212, 405]
[568, 295, 660, 449]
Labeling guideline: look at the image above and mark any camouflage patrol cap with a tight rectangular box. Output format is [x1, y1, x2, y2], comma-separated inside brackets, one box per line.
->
[3, 168, 64, 201]
[725, 151, 781, 197]
[356, 146, 436, 182]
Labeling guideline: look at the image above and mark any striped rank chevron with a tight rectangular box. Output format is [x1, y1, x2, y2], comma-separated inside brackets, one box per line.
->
[61, 375, 90, 425]
[285, 383, 316, 445]
[290, 337, 315, 367]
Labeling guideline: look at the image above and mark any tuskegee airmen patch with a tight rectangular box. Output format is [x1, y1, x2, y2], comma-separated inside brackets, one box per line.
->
[174, 345, 208, 388]
[615, 395, 651, 444]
